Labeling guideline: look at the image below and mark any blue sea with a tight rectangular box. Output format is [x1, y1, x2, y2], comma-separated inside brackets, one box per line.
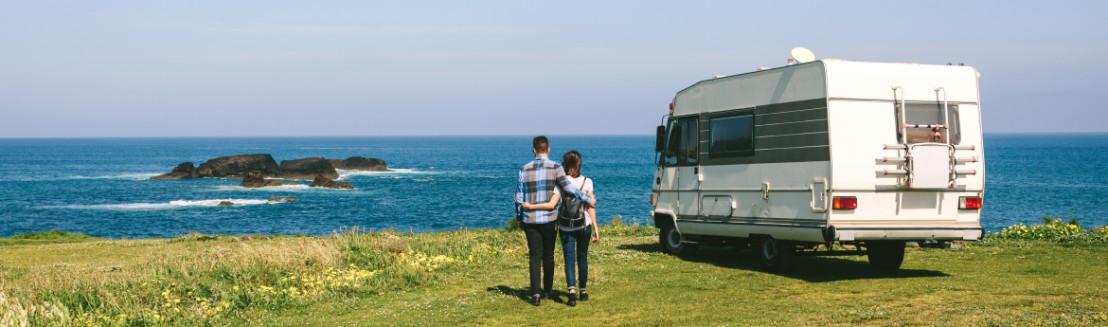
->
[0, 134, 1105, 238]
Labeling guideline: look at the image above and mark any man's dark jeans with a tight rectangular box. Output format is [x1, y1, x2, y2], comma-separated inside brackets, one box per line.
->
[521, 221, 556, 296]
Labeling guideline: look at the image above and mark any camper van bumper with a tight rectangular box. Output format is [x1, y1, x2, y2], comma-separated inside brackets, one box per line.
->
[835, 226, 983, 242]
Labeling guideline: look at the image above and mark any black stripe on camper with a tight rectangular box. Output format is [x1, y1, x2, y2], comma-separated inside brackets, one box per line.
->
[700, 98, 829, 165]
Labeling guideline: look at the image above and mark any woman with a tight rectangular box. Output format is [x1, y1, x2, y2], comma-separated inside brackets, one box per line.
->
[520, 150, 597, 307]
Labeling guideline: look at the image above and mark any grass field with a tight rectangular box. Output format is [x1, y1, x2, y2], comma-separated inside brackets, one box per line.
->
[2, 219, 1107, 326]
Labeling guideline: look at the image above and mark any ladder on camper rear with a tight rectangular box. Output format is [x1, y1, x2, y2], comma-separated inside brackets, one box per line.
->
[876, 87, 978, 189]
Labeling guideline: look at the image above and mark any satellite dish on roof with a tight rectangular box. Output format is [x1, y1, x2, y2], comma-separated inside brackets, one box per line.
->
[790, 47, 816, 64]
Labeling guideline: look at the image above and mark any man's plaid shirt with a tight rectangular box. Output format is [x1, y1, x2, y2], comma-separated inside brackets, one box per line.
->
[515, 155, 594, 224]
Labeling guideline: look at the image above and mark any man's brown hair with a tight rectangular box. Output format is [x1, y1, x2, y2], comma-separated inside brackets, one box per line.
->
[532, 136, 549, 153]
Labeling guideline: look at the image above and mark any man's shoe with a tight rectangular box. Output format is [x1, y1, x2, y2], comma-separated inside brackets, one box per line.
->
[579, 292, 589, 301]
[531, 295, 541, 306]
[567, 293, 577, 307]
[541, 291, 552, 299]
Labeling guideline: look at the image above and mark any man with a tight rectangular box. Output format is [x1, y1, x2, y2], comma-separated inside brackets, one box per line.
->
[514, 135, 595, 306]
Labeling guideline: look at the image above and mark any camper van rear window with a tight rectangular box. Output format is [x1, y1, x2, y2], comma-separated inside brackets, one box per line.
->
[709, 114, 755, 157]
[898, 104, 961, 144]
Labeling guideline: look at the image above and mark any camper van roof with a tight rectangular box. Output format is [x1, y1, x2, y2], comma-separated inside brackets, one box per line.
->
[671, 59, 979, 116]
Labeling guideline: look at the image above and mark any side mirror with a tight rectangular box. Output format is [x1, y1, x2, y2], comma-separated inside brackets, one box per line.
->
[655, 125, 666, 153]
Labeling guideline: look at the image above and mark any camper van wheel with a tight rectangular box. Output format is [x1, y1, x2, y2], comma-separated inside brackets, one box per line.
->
[757, 236, 795, 272]
[866, 241, 905, 271]
[659, 224, 697, 256]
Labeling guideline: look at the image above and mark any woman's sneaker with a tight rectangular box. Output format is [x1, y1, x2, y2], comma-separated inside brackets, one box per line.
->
[579, 292, 589, 301]
[567, 293, 577, 307]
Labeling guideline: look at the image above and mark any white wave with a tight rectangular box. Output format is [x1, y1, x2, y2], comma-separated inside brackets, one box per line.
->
[60, 173, 161, 181]
[213, 184, 312, 192]
[337, 168, 428, 179]
[48, 198, 283, 211]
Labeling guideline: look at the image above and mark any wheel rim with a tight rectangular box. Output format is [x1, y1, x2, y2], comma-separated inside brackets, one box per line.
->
[762, 238, 778, 262]
[666, 228, 682, 250]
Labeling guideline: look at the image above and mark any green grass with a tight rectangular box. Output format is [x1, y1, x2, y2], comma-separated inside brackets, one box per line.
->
[1, 220, 1107, 326]
[0, 229, 100, 246]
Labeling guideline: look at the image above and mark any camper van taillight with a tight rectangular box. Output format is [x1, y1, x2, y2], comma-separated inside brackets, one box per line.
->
[832, 196, 857, 210]
[959, 196, 982, 210]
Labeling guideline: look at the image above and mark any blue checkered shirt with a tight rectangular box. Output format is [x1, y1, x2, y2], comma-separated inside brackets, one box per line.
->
[514, 155, 594, 224]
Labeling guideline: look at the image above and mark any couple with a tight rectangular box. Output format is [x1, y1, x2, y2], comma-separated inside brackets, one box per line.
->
[514, 136, 599, 307]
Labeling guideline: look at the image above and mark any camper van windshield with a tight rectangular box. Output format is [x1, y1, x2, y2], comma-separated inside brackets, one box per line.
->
[897, 103, 960, 144]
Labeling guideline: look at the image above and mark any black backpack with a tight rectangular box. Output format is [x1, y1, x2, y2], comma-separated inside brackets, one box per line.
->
[558, 178, 590, 230]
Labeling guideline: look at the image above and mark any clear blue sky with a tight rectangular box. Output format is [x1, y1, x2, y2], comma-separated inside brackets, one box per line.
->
[2, 1, 1105, 137]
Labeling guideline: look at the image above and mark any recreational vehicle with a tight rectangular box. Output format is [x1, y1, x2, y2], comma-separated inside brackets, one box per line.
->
[650, 49, 985, 271]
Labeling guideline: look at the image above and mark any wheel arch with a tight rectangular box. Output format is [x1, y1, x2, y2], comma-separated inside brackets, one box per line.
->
[652, 211, 677, 230]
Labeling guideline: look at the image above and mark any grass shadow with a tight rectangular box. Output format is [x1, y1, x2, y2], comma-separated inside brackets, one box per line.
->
[618, 242, 951, 282]
[488, 285, 575, 305]
[488, 285, 532, 304]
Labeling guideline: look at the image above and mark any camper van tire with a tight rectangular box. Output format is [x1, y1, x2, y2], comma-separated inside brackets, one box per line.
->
[659, 223, 697, 256]
[757, 236, 795, 272]
[866, 241, 906, 271]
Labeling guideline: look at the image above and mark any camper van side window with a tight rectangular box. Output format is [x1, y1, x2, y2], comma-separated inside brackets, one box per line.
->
[663, 119, 680, 165]
[662, 117, 698, 165]
[709, 114, 755, 157]
[681, 118, 699, 165]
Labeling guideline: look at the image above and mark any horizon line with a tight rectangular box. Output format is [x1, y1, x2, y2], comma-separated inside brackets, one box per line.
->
[0, 133, 655, 140]
[1, 131, 1106, 140]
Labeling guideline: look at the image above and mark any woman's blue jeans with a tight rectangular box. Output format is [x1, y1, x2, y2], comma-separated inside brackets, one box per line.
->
[560, 225, 591, 290]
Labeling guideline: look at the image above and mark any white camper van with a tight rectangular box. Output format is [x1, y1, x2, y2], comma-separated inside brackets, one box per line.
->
[650, 51, 984, 271]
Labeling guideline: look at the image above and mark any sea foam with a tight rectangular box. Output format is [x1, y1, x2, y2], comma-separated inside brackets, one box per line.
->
[214, 184, 312, 192]
[337, 168, 424, 179]
[63, 173, 161, 181]
[48, 199, 282, 211]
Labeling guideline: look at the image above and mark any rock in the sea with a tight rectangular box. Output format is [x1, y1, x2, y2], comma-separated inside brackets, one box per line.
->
[198, 154, 279, 178]
[218, 201, 234, 206]
[240, 171, 297, 188]
[150, 162, 199, 180]
[268, 196, 297, 202]
[151, 154, 279, 180]
[330, 156, 388, 171]
[310, 175, 354, 189]
[279, 157, 339, 180]
[151, 154, 385, 182]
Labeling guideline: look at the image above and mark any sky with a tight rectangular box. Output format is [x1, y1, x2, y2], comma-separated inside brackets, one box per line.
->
[1, 1, 1106, 138]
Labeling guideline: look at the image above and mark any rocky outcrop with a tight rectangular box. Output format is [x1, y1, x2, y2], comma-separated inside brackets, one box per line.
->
[151, 154, 385, 190]
[240, 171, 298, 188]
[268, 196, 297, 202]
[151, 154, 278, 180]
[310, 175, 354, 189]
[198, 154, 279, 178]
[278, 157, 339, 180]
[218, 201, 234, 206]
[150, 162, 200, 180]
[330, 156, 388, 171]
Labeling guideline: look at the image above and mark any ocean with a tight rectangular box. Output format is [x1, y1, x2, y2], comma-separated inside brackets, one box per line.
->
[0, 134, 1105, 238]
